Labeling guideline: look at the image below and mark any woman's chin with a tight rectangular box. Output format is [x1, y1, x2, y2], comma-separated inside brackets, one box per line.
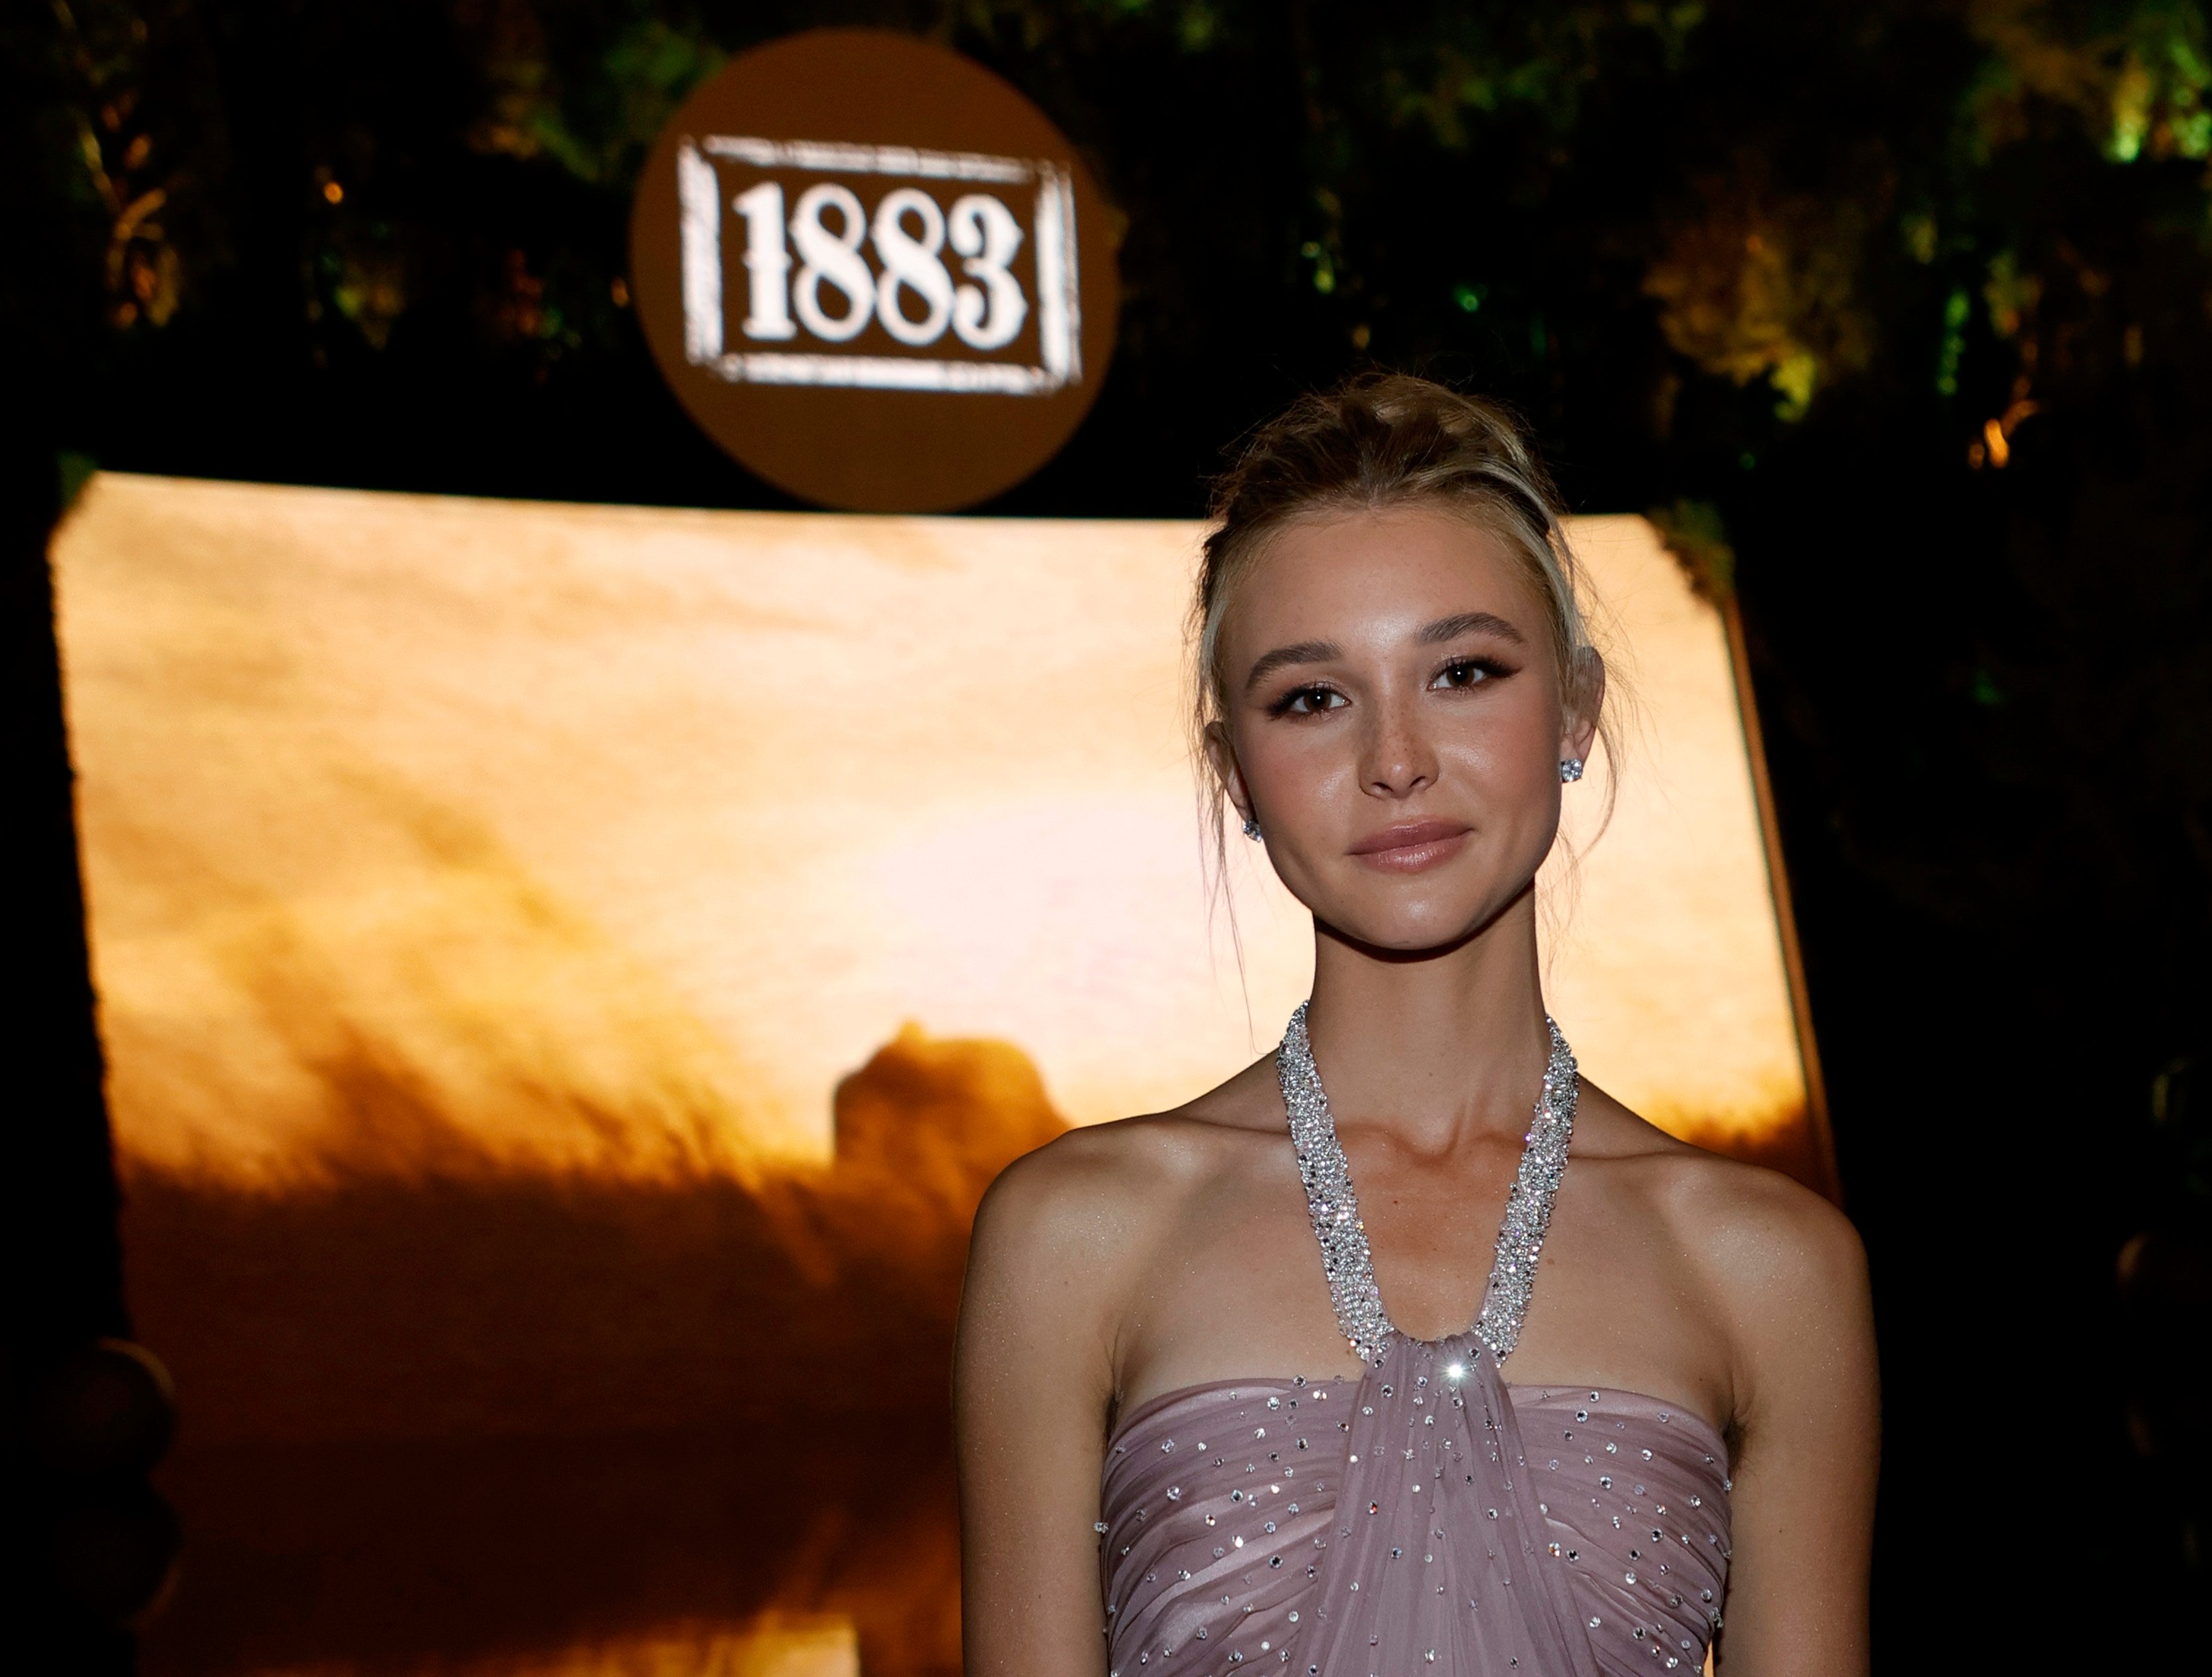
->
[1319, 908, 1488, 959]
[1311, 878, 1534, 959]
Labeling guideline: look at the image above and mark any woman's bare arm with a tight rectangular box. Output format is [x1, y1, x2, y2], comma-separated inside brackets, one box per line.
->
[955, 1132, 1139, 1676]
[1697, 1170, 1880, 1676]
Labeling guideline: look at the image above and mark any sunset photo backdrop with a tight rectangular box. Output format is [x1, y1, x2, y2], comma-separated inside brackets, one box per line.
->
[52, 477, 1821, 1676]
[58, 475, 1819, 1188]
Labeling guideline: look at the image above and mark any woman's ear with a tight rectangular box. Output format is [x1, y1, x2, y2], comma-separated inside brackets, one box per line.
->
[1563, 647, 1606, 765]
[1203, 720, 1254, 827]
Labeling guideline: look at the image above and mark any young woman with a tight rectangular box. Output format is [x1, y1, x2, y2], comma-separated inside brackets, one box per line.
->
[954, 375, 1878, 1676]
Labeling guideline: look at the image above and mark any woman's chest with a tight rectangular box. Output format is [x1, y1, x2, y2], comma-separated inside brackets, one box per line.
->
[1114, 1165, 1733, 1439]
[1489, 1191, 1735, 1435]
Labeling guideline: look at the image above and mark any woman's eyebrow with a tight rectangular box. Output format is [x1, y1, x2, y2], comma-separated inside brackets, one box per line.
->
[1244, 613, 1523, 692]
[1422, 610, 1525, 646]
[1243, 639, 1341, 691]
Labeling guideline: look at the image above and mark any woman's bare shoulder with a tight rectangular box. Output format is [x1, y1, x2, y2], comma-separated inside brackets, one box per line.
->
[1574, 1083, 1868, 1340]
[967, 1054, 1286, 1299]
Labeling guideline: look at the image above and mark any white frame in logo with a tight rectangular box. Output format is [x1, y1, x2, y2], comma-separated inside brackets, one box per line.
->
[677, 135, 1084, 396]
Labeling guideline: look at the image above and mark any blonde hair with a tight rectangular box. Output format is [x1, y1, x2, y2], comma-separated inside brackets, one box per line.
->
[1192, 371, 1620, 900]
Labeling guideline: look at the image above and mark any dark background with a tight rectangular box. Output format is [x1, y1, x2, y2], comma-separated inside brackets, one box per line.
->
[5, 0, 2209, 1669]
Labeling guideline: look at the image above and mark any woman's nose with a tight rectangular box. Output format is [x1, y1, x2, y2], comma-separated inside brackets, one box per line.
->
[1361, 696, 1436, 798]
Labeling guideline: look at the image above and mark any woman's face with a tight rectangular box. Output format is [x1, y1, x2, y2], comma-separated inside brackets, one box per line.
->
[1211, 504, 1596, 954]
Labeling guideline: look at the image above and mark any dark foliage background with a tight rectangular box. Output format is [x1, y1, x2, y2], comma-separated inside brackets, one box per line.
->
[5, 0, 2211, 1668]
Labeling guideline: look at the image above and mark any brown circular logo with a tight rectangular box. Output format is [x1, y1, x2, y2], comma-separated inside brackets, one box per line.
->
[630, 29, 1119, 513]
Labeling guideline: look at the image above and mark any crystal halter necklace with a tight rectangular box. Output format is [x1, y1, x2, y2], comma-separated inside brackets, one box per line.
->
[1275, 1000, 1580, 1366]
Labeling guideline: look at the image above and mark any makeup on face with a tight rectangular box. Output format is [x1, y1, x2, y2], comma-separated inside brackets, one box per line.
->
[1345, 818, 1472, 873]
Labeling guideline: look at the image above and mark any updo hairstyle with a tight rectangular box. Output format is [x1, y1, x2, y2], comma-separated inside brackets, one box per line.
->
[1193, 372, 1618, 876]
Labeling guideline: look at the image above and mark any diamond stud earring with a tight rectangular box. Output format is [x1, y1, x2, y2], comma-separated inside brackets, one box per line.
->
[1559, 758, 1585, 783]
[1242, 815, 1262, 840]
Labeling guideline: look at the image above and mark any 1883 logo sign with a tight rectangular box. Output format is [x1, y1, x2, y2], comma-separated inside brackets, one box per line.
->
[632, 31, 1118, 511]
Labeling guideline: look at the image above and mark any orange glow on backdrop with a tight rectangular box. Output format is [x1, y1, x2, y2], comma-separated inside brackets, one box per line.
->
[54, 473, 1820, 1193]
[52, 475, 1827, 1677]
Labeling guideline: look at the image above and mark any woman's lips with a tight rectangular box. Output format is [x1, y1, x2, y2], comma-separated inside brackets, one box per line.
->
[1348, 819, 1472, 872]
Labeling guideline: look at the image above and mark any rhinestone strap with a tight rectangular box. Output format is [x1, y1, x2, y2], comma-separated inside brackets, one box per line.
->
[1278, 1003, 1393, 1363]
[1472, 1016, 1578, 1360]
[1276, 1001, 1579, 1366]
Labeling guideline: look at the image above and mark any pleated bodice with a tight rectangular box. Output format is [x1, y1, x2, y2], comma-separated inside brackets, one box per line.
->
[1100, 1356, 1730, 1675]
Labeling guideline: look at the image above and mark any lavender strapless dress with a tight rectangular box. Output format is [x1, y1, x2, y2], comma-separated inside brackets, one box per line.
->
[1095, 1007, 1733, 1676]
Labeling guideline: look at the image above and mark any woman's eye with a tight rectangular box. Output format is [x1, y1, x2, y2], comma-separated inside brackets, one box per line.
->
[1278, 684, 1345, 716]
[1433, 659, 1493, 690]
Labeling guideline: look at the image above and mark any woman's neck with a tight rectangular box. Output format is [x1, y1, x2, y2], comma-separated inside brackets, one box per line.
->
[1301, 887, 1551, 1151]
